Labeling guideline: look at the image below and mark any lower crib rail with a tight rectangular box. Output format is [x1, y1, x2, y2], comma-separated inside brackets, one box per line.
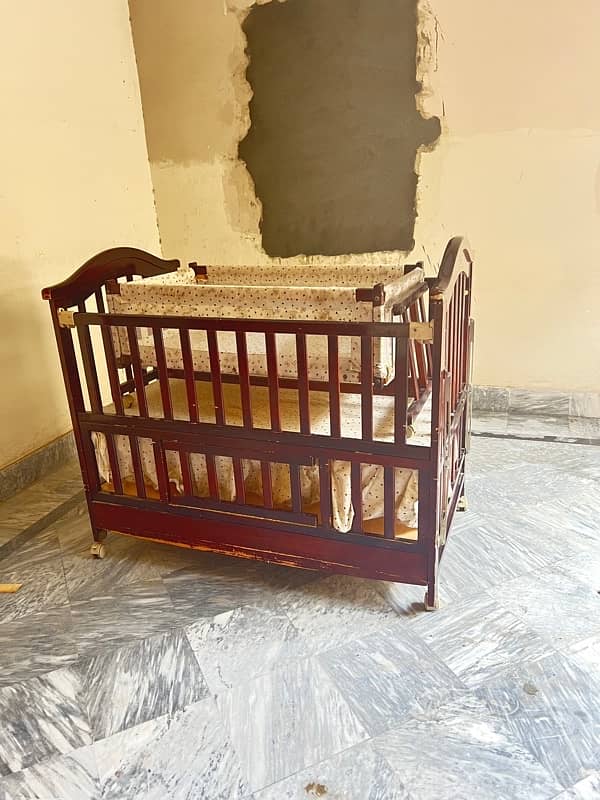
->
[90, 495, 430, 584]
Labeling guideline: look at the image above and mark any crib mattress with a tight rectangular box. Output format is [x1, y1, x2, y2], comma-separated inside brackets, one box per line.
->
[93, 380, 429, 536]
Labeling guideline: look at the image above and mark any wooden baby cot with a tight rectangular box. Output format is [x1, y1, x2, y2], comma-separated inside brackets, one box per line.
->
[42, 237, 473, 610]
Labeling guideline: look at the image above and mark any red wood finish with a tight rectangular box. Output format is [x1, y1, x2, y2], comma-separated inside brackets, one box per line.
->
[42, 238, 473, 607]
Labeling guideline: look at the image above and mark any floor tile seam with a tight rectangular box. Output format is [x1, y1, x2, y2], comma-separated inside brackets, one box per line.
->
[0, 491, 85, 564]
[371, 686, 564, 793]
[471, 697, 586, 794]
[246, 736, 390, 798]
[182, 601, 311, 693]
[472, 431, 600, 447]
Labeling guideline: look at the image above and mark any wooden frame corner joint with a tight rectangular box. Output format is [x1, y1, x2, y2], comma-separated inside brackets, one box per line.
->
[57, 309, 76, 328]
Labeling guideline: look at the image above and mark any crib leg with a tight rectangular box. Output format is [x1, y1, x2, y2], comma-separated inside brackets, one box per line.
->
[424, 584, 440, 612]
[91, 528, 108, 559]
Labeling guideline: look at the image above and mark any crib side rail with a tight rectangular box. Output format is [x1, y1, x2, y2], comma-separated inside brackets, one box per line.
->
[50, 307, 434, 544]
[428, 236, 474, 546]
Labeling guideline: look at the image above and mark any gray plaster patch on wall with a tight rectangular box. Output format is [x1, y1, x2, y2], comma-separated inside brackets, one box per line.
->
[239, 0, 440, 257]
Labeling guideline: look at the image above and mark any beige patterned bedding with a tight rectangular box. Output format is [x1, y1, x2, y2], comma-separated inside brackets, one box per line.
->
[107, 266, 425, 385]
[93, 380, 429, 535]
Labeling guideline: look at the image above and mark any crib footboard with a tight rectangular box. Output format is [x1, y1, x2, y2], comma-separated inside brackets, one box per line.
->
[42, 239, 473, 611]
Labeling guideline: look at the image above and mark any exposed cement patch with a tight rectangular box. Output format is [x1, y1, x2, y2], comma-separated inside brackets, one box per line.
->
[240, 0, 440, 257]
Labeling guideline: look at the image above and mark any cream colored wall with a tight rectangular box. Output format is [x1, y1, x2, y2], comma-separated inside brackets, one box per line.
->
[0, 0, 160, 470]
[129, 0, 600, 392]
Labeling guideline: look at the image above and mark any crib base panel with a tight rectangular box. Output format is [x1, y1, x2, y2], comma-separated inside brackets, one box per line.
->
[90, 498, 430, 586]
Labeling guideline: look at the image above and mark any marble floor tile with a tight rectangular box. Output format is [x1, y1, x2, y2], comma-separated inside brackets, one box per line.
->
[279, 575, 397, 656]
[61, 535, 165, 603]
[317, 625, 465, 736]
[79, 629, 208, 741]
[0, 607, 77, 687]
[0, 746, 100, 800]
[163, 556, 317, 627]
[566, 634, 600, 677]
[373, 694, 561, 800]
[506, 414, 573, 439]
[0, 463, 82, 545]
[0, 668, 91, 776]
[69, 581, 179, 659]
[552, 771, 600, 799]
[570, 391, 600, 419]
[254, 742, 413, 800]
[472, 385, 509, 413]
[217, 657, 368, 792]
[568, 416, 600, 440]
[94, 698, 249, 800]
[0, 556, 69, 624]
[508, 389, 570, 417]
[489, 568, 600, 648]
[554, 550, 600, 593]
[434, 521, 547, 604]
[477, 652, 600, 789]
[471, 411, 509, 435]
[410, 593, 553, 688]
[186, 602, 308, 693]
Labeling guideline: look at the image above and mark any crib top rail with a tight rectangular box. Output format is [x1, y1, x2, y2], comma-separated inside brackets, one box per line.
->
[41, 247, 180, 308]
[58, 310, 434, 341]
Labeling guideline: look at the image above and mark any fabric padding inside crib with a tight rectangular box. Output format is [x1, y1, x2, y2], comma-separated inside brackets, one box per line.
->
[106, 266, 425, 385]
[93, 380, 430, 536]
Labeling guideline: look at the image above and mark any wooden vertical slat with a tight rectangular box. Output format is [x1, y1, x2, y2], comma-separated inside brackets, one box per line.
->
[394, 336, 409, 445]
[261, 461, 273, 509]
[290, 464, 302, 513]
[205, 454, 219, 499]
[419, 293, 433, 375]
[180, 451, 194, 496]
[236, 331, 253, 428]
[153, 441, 170, 502]
[350, 461, 363, 532]
[77, 324, 102, 413]
[327, 335, 341, 437]
[296, 333, 311, 434]
[410, 303, 428, 390]
[361, 336, 373, 440]
[319, 459, 332, 528]
[407, 339, 420, 402]
[383, 466, 395, 540]
[126, 326, 148, 417]
[232, 458, 246, 504]
[129, 435, 146, 498]
[265, 332, 281, 431]
[94, 289, 105, 313]
[152, 327, 173, 420]
[179, 328, 199, 423]
[105, 434, 123, 495]
[100, 324, 124, 415]
[452, 283, 460, 405]
[207, 330, 225, 425]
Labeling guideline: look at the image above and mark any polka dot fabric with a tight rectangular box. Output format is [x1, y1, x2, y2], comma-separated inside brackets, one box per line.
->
[92, 380, 428, 534]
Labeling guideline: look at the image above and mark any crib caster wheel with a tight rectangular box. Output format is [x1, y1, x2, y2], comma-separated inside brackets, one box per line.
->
[424, 591, 440, 612]
[90, 542, 106, 559]
[457, 496, 468, 512]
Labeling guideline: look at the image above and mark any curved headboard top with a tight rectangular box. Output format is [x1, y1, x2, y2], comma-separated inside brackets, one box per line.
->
[42, 247, 180, 307]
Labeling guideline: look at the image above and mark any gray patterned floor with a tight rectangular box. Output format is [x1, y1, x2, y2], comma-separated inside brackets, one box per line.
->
[0, 418, 599, 799]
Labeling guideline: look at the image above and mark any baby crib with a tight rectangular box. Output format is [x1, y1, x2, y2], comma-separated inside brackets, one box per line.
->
[42, 237, 473, 610]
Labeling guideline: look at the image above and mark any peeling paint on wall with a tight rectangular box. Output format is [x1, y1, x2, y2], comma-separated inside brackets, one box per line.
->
[239, 0, 440, 257]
